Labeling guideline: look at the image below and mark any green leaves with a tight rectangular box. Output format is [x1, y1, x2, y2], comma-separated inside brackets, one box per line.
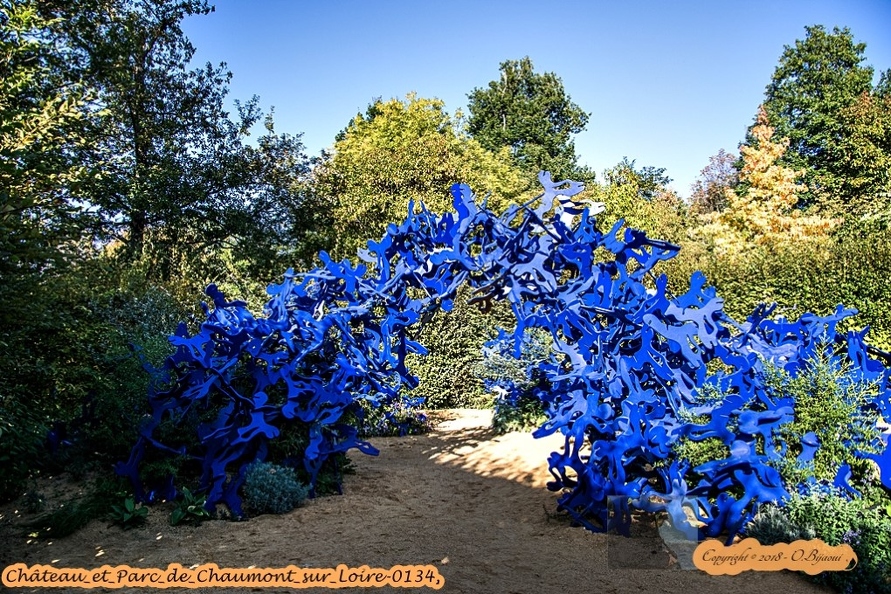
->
[467, 57, 590, 181]
[761, 25, 889, 212]
[316, 94, 532, 260]
[766, 353, 883, 485]
[169, 487, 212, 527]
[109, 497, 148, 529]
[33, 1, 314, 293]
[782, 495, 891, 593]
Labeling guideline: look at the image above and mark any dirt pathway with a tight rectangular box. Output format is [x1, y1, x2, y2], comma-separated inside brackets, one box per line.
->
[0, 410, 832, 593]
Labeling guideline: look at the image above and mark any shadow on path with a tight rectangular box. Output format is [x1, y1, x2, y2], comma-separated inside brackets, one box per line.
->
[0, 410, 833, 594]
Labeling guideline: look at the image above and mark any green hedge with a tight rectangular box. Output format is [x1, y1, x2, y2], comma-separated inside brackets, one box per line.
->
[668, 226, 891, 350]
[404, 286, 515, 409]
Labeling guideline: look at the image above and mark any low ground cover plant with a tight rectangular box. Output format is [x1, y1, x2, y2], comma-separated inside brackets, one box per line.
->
[169, 487, 212, 527]
[747, 494, 891, 593]
[242, 462, 309, 516]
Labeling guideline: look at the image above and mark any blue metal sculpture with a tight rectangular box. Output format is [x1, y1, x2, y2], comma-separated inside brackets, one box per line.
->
[118, 173, 891, 539]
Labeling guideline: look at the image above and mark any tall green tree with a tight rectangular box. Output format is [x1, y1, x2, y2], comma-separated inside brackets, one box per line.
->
[832, 88, 891, 218]
[39, 0, 314, 290]
[761, 25, 885, 211]
[1, 0, 90, 284]
[0, 0, 321, 503]
[0, 0, 100, 501]
[602, 157, 672, 200]
[467, 56, 590, 181]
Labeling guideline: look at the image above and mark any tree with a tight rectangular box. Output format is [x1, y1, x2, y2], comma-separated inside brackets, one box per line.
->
[689, 149, 738, 214]
[467, 56, 590, 181]
[316, 94, 532, 260]
[591, 157, 686, 244]
[0, 0, 107, 502]
[0, 0, 97, 373]
[0, 0, 91, 282]
[602, 157, 672, 200]
[832, 90, 891, 219]
[761, 25, 878, 208]
[695, 107, 835, 255]
[38, 0, 312, 289]
[0, 0, 319, 503]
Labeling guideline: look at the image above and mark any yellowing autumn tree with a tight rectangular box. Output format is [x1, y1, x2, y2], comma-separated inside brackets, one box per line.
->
[694, 107, 836, 255]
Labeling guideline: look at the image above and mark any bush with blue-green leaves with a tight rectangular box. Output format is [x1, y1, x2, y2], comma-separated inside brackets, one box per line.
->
[242, 462, 309, 516]
[731, 353, 891, 592]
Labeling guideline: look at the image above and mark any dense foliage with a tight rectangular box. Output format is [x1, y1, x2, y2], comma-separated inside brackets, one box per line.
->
[467, 57, 591, 181]
[761, 25, 891, 213]
[748, 495, 891, 593]
[474, 329, 550, 433]
[242, 462, 309, 516]
[316, 95, 533, 261]
[0, 0, 313, 509]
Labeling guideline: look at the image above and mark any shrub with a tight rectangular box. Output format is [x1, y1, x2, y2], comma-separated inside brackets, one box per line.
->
[670, 226, 891, 351]
[783, 493, 891, 593]
[0, 398, 48, 502]
[765, 353, 883, 490]
[474, 328, 551, 434]
[22, 476, 127, 538]
[406, 286, 515, 409]
[491, 390, 547, 434]
[670, 437, 730, 476]
[667, 383, 732, 478]
[745, 503, 815, 544]
[242, 462, 309, 516]
[23, 490, 46, 514]
[260, 421, 355, 497]
[0, 258, 187, 503]
[670, 353, 885, 499]
[24, 498, 100, 539]
[306, 453, 355, 497]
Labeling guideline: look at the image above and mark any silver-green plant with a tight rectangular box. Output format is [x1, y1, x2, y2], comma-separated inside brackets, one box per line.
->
[242, 462, 309, 516]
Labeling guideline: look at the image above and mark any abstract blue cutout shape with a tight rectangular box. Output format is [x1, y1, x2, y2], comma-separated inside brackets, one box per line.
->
[118, 172, 891, 538]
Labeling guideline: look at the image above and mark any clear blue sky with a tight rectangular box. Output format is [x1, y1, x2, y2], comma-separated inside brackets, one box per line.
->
[182, 0, 891, 198]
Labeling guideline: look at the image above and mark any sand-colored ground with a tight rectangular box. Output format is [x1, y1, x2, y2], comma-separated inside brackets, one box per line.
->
[0, 410, 833, 593]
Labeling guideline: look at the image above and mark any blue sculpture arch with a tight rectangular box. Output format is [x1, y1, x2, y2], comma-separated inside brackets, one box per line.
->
[117, 173, 891, 540]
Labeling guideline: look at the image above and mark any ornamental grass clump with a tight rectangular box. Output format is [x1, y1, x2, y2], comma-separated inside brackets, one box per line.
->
[242, 462, 309, 516]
